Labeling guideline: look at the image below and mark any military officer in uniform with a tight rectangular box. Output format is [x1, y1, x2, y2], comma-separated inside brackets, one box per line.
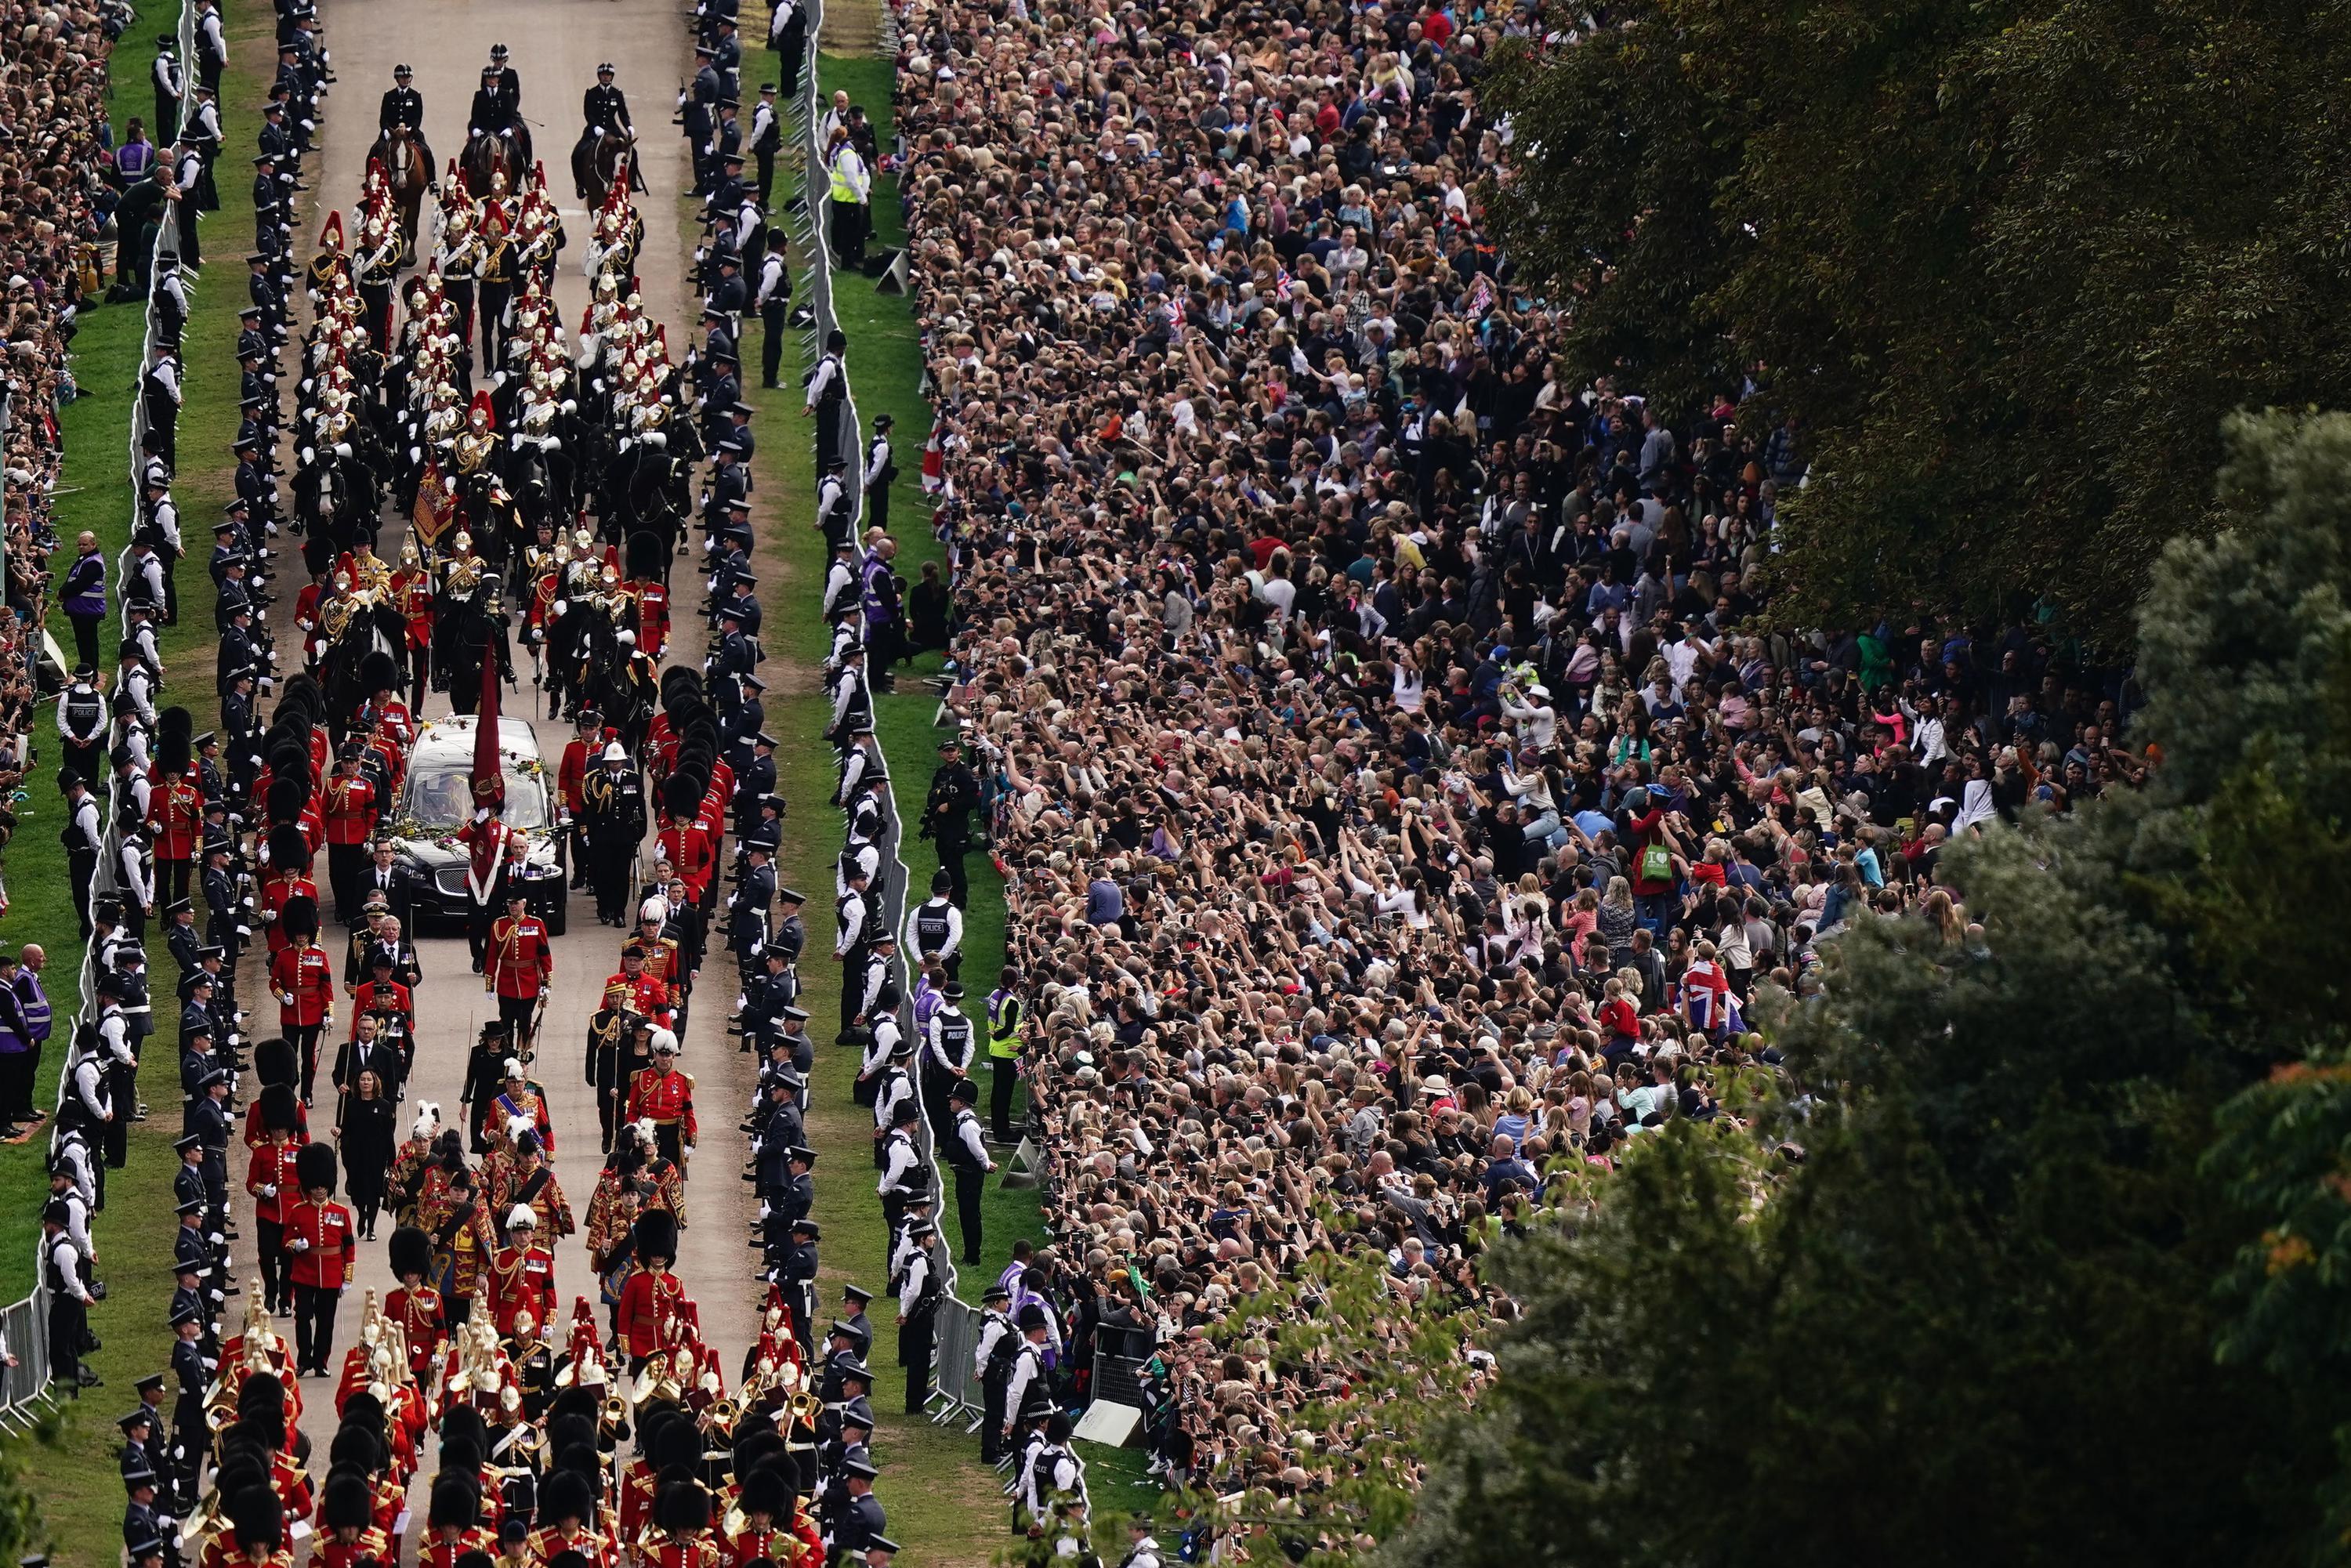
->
[581, 741, 647, 927]
[584, 979, 642, 1153]
[624, 1030, 697, 1170]
[374, 63, 436, 178]
[484, 887, 554, 1058]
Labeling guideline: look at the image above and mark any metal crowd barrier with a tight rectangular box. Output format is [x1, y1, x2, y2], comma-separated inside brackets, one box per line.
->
[929, 1294, 983, 1428]
[0, 0, 200, 1425]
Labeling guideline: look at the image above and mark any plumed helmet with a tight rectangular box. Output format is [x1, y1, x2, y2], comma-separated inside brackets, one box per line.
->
[296, 1139, 338, 1194]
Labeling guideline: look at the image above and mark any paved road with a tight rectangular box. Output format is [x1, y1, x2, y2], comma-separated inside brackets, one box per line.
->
[234, 0, 765, 1533]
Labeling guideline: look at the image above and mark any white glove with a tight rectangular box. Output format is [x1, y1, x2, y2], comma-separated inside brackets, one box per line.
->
[683, 1144, 696, 1160]
[291, 1236, 310, 1251]
[261, 1184, 277, 1197]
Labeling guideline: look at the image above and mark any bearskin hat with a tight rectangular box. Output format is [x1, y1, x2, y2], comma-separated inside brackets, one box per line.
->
[295, 1139, 338, 1195]
[321, 1468, 372, 1530]
[540, 1467, 592, 1526]
[632, 1208, 677, 1266]
[259, 1082, 300, 1134]
[267, 775, 310, 827]
[654, 1478, 712, 1534]
[428, 1476, 479, 1530]
[360, 650, 400, 695]
[388, 1225, 432, 1283]
[157, 730, 192, 777]
[329, 1423, 381, 1475]
[249, 1038, 293, 1089]
[228, 1484, 284, 1551]
[159, 704, 193, 741]
[267, 824, 311, 871]
[281, 894, 320, 941]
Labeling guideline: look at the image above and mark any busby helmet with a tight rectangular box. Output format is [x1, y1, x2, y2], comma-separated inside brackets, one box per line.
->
[160, 704, 194, 740]
[157, 730, 192, 777]
[650, 1412, 701, 1473]
[633, 1208, 678, 1266]
[328, 1423, 382, 1474]
[296, 1139, 338, 1195]
[360, 650, 400, 695]
[322, 1469, 371, 1530]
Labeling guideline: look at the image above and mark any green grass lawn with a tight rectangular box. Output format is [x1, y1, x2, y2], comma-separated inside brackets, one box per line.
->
[4, 2, 270, 1559]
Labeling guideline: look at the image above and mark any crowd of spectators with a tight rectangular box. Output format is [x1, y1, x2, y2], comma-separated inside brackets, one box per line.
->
[864, 0, 2154, 1530]
[0, 0, 149, 914]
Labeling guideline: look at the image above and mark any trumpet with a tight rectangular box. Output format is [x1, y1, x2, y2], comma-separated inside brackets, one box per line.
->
[703, 1396, 741, 1432]
[788, 1388, 823, 1426]
[602, 1394, 630, 1429]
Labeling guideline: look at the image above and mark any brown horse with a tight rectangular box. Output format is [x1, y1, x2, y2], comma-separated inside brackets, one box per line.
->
[378, 125, 431, 266]
[571, 126, 633, 207]
[461, 129, 520, 204]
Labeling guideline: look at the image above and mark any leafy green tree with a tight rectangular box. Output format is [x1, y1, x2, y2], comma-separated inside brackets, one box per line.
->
[1485, 1, 2351, 640]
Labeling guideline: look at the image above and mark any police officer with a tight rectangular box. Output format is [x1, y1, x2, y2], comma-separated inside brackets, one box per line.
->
[922, 736, 981, 907]
[57, 665, 108, 789]
[805, 328, 847, 471]
[895, 1217, 942, 1414]
[906, 868, 963, 983]
[972, 1283, 1016, 1463]
[985, 965, 1024, 1143]
[376, 62, 435, 173]
[920, 980, 975, 1139]
[43, 1197, 100, 1390]
[863, 413, 896, 535]
[941, 1077, 994, 1266]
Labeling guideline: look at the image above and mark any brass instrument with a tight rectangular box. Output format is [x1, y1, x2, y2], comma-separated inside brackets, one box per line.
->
[702, 1396, 740, 1432]
[603, 1394, 630, 1427]
[787, 1388, 822, 1426]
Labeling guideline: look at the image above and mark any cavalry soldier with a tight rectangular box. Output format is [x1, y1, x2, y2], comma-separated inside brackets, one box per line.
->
[484, 887, 554, 1057]
[625, 1030, 697, 1171]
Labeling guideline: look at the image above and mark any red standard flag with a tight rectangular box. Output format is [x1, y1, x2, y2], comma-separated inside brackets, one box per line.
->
[467, 657, 505, 894]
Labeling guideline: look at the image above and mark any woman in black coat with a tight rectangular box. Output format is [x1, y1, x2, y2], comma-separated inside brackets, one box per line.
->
[338, 1066, 398, 1239]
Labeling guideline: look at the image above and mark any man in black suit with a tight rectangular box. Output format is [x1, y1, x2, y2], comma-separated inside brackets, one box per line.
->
[357, 838, 411, 928]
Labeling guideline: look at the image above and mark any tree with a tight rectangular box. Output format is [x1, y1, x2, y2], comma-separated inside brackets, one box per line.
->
[1373, 415, 2351, 1566]
[1484, 1, 2351, 642]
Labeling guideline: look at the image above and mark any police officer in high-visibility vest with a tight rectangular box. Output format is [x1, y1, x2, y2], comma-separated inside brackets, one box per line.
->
[824, 125, 868, 267]
[985, 966, 1023, 1143]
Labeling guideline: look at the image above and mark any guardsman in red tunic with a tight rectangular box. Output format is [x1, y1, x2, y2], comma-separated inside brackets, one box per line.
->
[485, 1204, 558, 1335]
[313, 1470, 394, 1567]
[261, 825, 321, 957]
[270, 895, 336, 1103]
[528, 1469, 620, 1564]
[422, 1477, 498, 1567]
[147, 739, 205, 907]
[484, 887, 554, 1056]
[282, 1140, 357, 1376]
[657, 789, 717, 908]
[625, 1032, 697, 1169]
[385, 1223, 447, 1378]
[246, 1094, 306, 1316]
[643, 1479, 725, 1568]
[615, 1208, 683, 1370]
[633, 572, 671, 661]
[723, 1468, 810, 1568]
[322, 745, 382, 924]
[557, 708, 601, 891]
